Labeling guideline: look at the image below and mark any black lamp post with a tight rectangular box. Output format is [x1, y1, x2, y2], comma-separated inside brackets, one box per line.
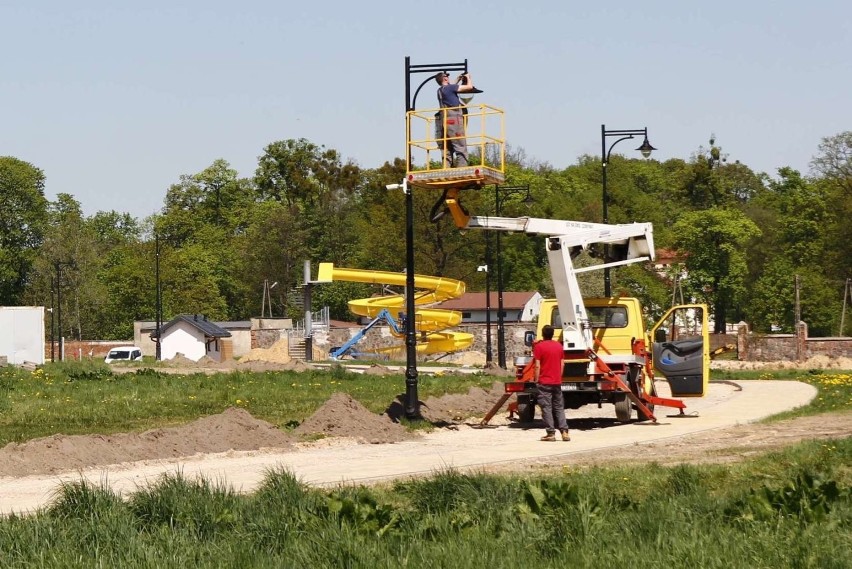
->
[49, 277, 55, 362]
[477, 261, 492, 365]
[401, 56, 471, 419]
[601, 124, 656, 297]
[155, 233, 162, 360]
[494, 184, 532, 369]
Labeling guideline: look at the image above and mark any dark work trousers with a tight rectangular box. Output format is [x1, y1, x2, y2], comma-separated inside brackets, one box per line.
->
[436, 108, 468, 168]
[537, 384, 568, 434]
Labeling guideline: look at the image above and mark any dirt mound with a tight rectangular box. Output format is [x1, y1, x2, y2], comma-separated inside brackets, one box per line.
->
[362, 364, 393, 376]
[295, 392, 410, 444]
[165, 353, 197, 366]
[0, 407, 295, 477]
[382, 381, 505, 425]
[419, 381, 505, 423]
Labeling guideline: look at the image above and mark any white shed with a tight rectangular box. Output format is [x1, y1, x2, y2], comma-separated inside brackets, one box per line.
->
[0, 306, 45, 365]
[153, 314, 232, 362]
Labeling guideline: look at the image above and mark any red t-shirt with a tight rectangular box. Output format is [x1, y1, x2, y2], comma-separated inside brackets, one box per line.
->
[533, 340, 564, 385]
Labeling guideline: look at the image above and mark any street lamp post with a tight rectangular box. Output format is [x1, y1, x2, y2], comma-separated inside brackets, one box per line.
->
[402, 56, 470, 419]
[600, 125, 656, 297]
[494, 184, 532, 369]
[477, 262, 492, 365]
[155, 233, 162, 361]
[50, 277, 55, 362]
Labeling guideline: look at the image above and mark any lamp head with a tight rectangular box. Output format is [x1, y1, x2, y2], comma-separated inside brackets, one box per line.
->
[636, 136, 657, 158]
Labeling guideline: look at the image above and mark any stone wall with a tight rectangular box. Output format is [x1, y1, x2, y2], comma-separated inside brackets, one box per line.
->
[737, 321, 852, 362]
[318, 323, 533, 362]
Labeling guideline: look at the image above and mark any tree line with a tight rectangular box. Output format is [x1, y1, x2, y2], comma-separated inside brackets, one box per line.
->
[1, 132, 850, 340]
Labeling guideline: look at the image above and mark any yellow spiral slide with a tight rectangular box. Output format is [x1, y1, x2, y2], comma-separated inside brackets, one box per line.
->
[317, 263, 474, 354]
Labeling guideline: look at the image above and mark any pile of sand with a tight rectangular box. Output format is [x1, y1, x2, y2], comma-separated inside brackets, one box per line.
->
[240, 338, 292, 364]
[0, 408, 295, 477]
[294, 392, 410, 444]
[441, 350, 487, 366]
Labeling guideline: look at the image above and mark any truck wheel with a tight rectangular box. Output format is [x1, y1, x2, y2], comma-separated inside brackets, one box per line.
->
[516, 395, 536, 423]
[614, 393, 633, 422]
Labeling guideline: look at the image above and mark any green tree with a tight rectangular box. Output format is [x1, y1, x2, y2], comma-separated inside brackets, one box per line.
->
[96, 241, 156, 339]
[810, 131, 852, 195]
[0, 157, 48, 304]
[26, 194, 107, 340]
[672, 208, 761, 333]
[231, 201, 310, 319]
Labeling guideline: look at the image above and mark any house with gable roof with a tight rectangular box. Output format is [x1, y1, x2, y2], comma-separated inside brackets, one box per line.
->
[151, 314, 232, 362]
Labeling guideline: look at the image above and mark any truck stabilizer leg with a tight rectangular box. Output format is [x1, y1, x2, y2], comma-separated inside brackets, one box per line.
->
[479, 393, 512, 426]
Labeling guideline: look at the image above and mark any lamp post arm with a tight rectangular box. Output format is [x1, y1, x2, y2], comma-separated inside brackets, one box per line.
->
[604, 135, 636, 165]
[411, 75, 438, 112]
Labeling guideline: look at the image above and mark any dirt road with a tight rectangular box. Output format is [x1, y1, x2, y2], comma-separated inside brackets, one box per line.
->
[2, 378, 847, 516]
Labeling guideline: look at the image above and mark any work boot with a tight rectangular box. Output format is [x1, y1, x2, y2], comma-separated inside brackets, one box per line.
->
[540, 433, 556, 442]
[561, 431, 571, 442]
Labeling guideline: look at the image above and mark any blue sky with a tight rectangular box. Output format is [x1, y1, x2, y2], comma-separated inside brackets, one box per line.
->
[2, 1, 850, 220]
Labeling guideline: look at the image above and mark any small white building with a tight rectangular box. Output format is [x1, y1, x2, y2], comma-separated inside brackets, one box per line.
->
[0, 306, 45, 365]
[438, 291, 542, 324]
[153, 314, 232, 362]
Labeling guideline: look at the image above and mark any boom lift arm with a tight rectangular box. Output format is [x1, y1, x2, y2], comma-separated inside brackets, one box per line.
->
[441, 195, 687, 423]
[445, 195, 655, 353]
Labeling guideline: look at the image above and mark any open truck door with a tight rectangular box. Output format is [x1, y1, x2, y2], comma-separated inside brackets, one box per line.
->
[650, 304, 710, 397]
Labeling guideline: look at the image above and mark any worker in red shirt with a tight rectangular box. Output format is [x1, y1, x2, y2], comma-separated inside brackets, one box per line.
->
[533, 324, 570, 441]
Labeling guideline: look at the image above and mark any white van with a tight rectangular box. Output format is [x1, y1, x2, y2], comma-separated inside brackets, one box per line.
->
[104, 346, 143, 363]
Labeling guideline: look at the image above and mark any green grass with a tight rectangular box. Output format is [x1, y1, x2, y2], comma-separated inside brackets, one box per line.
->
[0, 439, 849, 568]
[1, 362, 849, 446]
[0, 360, 498, 445]
[0, 363, 850, 566]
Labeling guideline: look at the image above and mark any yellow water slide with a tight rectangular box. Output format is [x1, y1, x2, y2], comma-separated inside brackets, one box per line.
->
[317, 263, 474, 354]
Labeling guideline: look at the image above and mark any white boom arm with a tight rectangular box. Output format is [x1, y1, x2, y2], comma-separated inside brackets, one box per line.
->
[464, 215, 655, 351]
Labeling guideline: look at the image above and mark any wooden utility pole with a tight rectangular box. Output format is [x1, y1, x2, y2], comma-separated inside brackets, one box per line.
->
[840, 278, 851, 336]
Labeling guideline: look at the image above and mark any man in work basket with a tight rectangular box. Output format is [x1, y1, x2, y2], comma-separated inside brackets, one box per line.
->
[435, 71, 476, 168]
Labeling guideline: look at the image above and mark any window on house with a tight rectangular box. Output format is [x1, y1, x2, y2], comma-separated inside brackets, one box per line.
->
[462, 312, 471, 318]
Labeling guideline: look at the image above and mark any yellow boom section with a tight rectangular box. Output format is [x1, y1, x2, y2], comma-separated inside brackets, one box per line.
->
[317, 263, 474, 354]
